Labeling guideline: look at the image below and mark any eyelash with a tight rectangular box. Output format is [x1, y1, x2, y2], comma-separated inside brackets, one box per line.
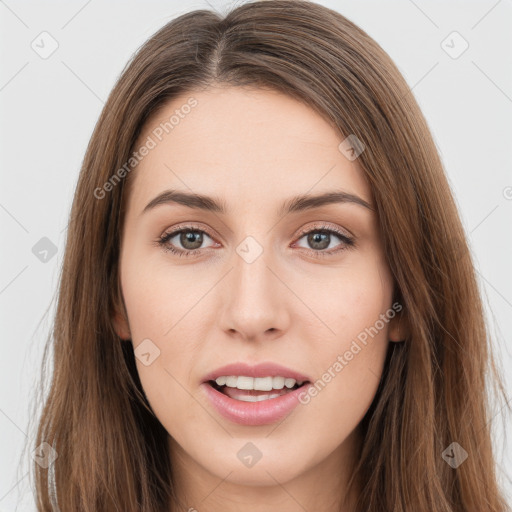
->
[155, 223, 356, 259]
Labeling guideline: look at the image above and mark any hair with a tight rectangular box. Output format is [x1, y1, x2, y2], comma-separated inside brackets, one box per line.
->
[29, 0, 510, 510]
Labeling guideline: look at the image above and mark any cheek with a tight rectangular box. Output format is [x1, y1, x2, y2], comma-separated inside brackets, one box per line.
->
[120, 255, 209, 432]
[294, 256, 393, 431]
[294, 311, 390, 464]
[292, 253, 393, 346]
[129, 326, 201, 444]
[120, 248, 210, 341]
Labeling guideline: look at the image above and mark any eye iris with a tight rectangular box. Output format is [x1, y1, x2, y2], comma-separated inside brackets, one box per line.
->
[181, 231, 203, 250]
[308, 231, 330, 250]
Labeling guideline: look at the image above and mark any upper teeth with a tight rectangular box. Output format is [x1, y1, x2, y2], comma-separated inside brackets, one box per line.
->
[214, 376, 304, 391]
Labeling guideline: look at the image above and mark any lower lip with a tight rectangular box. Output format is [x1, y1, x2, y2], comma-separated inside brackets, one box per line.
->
[201, 382, 311, 426]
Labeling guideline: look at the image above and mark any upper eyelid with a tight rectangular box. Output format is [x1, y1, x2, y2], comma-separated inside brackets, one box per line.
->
[161, 222, 353, 247]
[161, 222, 215, 240]
[162, 221, 351, 237]
[295, 223, 353, 239]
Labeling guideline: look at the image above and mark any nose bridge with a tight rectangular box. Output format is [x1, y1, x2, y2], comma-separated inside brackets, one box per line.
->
[218, 233, 289, 338]
[236, 237, 272, 300]
[233, 235, 277, 311]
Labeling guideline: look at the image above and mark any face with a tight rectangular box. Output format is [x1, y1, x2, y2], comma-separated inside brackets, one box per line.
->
[114, 86, 404, 496]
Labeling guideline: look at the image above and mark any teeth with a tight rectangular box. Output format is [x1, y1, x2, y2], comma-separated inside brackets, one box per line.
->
[284, 378, 296, 388]
[254, 377, 273, 391]
[235, 393, 284, 402]
[214, 375, 304, 391]
[225, 376, 238, 387]
[272, 376, 285, 389]
[237, 376, 256, 390]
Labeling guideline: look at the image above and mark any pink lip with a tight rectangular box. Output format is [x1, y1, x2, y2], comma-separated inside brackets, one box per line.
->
[200, 361, 312, 426]
[201, 361, 312, 383]
[201, 381, 312, 426]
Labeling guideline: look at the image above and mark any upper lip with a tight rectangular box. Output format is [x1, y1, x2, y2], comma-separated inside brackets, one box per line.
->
[202, 362, 312, 383]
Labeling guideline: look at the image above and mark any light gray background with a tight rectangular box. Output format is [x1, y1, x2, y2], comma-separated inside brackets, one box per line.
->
[1, 0, 511, 509]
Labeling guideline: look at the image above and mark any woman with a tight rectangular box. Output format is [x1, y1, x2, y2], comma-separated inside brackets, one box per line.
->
[32, 0, 510, 510]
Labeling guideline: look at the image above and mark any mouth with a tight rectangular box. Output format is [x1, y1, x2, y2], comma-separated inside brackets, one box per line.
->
[200, 362, 313, 425]
[207, 377, 310, 402]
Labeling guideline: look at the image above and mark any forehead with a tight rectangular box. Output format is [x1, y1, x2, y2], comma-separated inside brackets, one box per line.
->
[126, 86, 371, 213]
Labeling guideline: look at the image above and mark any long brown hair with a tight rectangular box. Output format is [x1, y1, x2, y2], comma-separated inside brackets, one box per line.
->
[30, 0, 510, 510]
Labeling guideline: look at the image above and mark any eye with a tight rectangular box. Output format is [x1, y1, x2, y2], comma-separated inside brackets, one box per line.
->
[156, 225, 217, 258]
[156, 223, 355, 258]
[292, 224, 355, 258]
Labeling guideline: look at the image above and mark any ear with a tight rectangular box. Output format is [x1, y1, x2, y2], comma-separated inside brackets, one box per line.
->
[112, 282, 131, 340]
[113, 308, 131, 340]
[388, 309, 409, 343]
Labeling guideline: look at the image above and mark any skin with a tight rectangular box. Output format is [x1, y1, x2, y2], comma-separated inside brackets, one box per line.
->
[113, 85, 408, 512]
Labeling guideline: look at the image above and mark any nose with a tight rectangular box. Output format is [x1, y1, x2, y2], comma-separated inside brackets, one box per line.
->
[217, 241, 291, 342]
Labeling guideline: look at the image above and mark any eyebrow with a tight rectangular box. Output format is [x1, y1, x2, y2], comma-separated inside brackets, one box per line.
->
[141, 189, 374, 217]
